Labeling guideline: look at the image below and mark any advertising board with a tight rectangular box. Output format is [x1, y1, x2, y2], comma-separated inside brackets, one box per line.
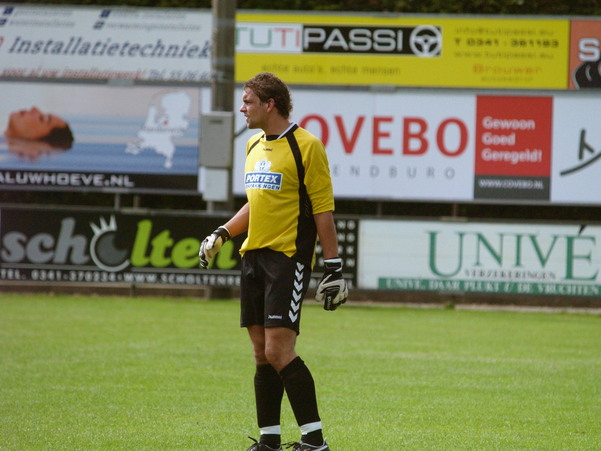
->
[360, 219, 601, 297]
[0, 5, 212, 82]
[0, 207, 358, 289]
[4, 206, 597, 300]
[236, 13, 569, 89]
[1, 5, 599, 91]
[2, 5, 601, 203]
[4, 81, 598, 204]
[0, 82, 200, 193]
[233, 88, 601, 205]
[569, 19, 601, 89]
[551, 95, 601, 204]
[233, 89, 477, 202]
[473, 95, 552, 201]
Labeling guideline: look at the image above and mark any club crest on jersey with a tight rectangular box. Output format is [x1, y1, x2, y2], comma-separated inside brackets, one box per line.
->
[245, 158, 283, 191]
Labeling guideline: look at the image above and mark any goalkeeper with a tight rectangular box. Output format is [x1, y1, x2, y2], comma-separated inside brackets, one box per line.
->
[199, 72, 347, 451]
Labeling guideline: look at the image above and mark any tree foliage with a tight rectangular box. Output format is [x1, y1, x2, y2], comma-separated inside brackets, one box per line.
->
[13, 0, 601, 15]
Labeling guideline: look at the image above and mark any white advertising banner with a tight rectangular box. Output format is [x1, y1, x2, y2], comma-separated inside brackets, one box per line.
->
[359, 219, 601, 297]
[0, 5, 212, 82]
[233, 89, 476, 201]
[551, 95, 601, 205]
[0, 82, 201, 193]
[231, 88, 601, 205]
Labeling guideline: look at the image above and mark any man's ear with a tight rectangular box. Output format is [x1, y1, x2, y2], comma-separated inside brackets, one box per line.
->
[265, 98, 275, 113]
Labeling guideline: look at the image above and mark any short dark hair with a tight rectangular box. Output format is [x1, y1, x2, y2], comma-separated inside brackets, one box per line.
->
[244, 72, 292, 119]
[41, 124, 74, 150]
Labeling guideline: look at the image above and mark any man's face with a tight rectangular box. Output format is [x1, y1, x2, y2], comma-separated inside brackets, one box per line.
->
[5, 107, 67, 140]
[239, 88, 269, 130]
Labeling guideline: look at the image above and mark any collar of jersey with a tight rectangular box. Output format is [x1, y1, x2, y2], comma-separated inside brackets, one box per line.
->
[263, 122, 298, 141]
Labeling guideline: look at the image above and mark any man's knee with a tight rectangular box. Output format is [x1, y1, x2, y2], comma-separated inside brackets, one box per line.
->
[264, 327, 298, 371]
[247, 325, 269, 365]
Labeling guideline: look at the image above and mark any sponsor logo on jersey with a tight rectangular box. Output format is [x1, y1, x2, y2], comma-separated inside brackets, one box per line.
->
[245, 158, 283, 191]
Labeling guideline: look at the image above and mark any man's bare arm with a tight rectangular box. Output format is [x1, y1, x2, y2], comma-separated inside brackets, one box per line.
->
[223, 202, 250, 238]
[314, 210, 339, 259]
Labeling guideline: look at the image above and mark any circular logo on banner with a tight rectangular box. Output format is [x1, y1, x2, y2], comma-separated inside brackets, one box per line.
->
[410, 25, 442, 57]
[90, 216, 130, 272]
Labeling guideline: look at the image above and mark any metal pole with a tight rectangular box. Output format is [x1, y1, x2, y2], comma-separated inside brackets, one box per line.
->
[211, 0, 236, 112]
[208, 0, 236, 211]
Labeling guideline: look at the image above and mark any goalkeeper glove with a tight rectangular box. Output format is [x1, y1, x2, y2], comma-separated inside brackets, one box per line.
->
[315, 257, 348, 311]
[199, 226, 231, 269]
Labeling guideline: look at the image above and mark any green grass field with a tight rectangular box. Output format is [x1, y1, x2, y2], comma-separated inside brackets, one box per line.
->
[1, 293, 600, 450]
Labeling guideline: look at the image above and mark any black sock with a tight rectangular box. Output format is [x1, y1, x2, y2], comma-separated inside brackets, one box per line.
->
[260, 434, 281, 448]
[279, 356, 323, 446]
[254, 364, 284, 446]
[302, 431, 325, 447]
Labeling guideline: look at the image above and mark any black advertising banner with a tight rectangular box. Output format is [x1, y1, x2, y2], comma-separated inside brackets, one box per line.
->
[0, 208, 235, 287]
[0, 207, 358, 289]
[0, 83, 200, 194]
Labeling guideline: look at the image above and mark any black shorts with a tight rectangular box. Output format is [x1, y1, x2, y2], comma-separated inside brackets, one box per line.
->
[240, 248, 312, 334]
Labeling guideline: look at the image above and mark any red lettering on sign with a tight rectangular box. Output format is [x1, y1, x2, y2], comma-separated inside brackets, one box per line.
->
[437, 118, 468, 156]
[300, 113, 469, 158]
[402, 117, 428, 155]
[335, 115, 364, 154]
[373, 116, 393, 155]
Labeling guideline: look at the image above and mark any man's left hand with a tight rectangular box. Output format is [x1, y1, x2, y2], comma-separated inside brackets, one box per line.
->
[315, 258, 348, 311]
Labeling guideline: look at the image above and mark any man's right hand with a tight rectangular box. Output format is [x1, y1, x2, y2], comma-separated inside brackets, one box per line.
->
[199, 226, 231, 269]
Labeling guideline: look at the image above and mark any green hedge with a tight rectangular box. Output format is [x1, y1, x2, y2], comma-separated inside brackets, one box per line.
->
[25, 0, 601, 16]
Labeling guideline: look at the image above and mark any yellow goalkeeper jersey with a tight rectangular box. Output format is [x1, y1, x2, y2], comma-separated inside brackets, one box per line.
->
[240, 123, 334, 266]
